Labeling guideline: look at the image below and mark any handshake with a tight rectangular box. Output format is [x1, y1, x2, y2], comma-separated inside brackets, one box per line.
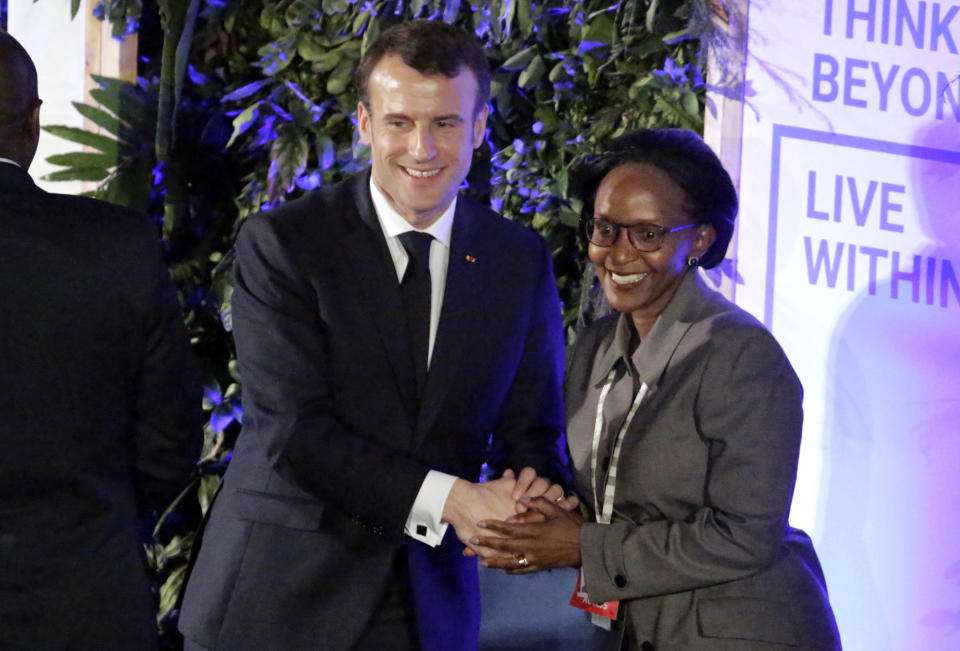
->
[441, 467, 579, 559]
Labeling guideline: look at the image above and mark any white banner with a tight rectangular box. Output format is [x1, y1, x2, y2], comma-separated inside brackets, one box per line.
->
[720, 1, 960, 648]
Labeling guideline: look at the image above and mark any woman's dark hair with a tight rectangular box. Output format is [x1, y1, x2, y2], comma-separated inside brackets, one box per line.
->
[354, 19, 491, 118]
[572, 129, 738, 269]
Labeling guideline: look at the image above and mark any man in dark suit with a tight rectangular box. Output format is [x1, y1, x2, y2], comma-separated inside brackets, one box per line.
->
[0, 31, 202, 650]
[179, 19, 569, 651]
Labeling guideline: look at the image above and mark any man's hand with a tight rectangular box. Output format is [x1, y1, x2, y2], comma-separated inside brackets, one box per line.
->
[442, 476, 517, 558]
[504, 467, 580, 514]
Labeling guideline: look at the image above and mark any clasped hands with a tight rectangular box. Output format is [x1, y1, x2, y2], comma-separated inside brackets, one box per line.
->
[441, 467, 583, 574]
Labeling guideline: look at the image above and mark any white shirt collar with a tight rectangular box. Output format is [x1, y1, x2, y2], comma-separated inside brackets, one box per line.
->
[0, 158, 22, 168]
[368, 176, 455, 247]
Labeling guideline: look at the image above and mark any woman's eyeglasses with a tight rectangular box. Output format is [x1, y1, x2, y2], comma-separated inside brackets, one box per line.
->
[583, 217, 698, 252]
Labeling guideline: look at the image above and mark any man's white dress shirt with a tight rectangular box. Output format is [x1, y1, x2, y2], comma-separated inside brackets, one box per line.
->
[368, 178, 460, 547]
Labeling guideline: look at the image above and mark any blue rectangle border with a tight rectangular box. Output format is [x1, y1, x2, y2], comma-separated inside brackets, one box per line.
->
[764, 124, 960, 329]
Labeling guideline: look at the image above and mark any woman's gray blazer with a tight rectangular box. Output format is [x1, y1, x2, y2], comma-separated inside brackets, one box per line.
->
[566, 271, 841, 650]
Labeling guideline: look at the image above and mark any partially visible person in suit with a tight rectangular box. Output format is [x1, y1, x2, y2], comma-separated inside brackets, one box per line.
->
[474, 129, 842, 650]
[0, 31, 202, 651]
[179, 19, 571, 651]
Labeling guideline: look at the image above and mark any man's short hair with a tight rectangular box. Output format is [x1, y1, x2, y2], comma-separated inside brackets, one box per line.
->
[0, 30, 39, 131]
[354, 19, 491, 117]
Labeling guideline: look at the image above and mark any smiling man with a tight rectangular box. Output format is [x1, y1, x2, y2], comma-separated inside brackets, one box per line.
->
[356, 50, 487, 228]
[179, 20, 570, 651]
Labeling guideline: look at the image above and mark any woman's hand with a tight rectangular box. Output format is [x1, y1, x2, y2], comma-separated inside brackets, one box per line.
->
[470, 496, 584, 574]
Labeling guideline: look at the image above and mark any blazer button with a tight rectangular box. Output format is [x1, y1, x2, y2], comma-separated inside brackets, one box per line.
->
[614, 574, 627, 588]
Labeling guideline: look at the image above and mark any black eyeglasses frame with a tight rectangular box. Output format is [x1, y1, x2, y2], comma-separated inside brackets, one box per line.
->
[583, 217, 699, 252]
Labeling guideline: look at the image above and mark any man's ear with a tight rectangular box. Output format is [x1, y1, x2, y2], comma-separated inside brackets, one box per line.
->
[18, 98, 42, 170]
[357, 101, 372, 147]
[471, 104, 489, 150]
[26, 99, 41, 139]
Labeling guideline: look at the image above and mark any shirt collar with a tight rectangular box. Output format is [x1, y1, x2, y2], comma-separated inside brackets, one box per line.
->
[368, 176, 455, 246]
[0, 158, 22, 168]
[589, 270, 703, 387]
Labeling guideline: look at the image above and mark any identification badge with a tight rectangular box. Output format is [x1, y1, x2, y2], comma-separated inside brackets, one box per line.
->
[569, 567, 619, 626]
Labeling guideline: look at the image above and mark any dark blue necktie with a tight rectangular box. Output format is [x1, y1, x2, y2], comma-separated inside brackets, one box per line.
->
[398, 231, 433, 400]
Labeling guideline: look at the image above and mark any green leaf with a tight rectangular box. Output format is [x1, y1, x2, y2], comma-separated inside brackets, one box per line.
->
[41, 126, 120, 156]
[326, 58, 353, 96]
[558, 207, 581, 227]
[97, 155, 153, 212]
[259, 3, 276, 30]
[502, 47, 537, 72]
[309, 49, 341, 72]
[352, 10, 370, 35]
[682, 90, 700, 118]
[198, 473, 222, 514]
[361, 17, 381, 56]
[87, 77, 156, 128]
[645, 0, 660, 32]
[89, 85, 156, 136]
[221, 79, 270, 102]
[70, 0, 81, 19]
[584, 13, 616, 46]
[519, 55, 546, 90]
[40, 167, 110, 182]
[548, 60, 567, 83]
[322, 0, 350, 14]
[531, 212, 550, 230]
[158, 563, 189, 617]
[226, 104, 258, 148]
[662, 28, 691, 44]
[516, 0, 534, 36]
[550, 168, 569, 198]
[71, 102, 122, 137]
[162, 535, 186, 562]
[257, 38, 297, 75]
[297, 32, 331, 63]
[267, 128, 309, 200]
[46, 152, 117, 168]
[86, 76, 125, 115]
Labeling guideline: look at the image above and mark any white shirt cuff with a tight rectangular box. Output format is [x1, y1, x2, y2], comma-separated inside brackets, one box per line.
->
[404, 470, 458, 546]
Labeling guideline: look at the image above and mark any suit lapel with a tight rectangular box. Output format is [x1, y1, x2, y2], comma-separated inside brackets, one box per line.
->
[586, 272, 704, 403]
[339, 172, 419, 428]
[631, 271, 707, 399]
[412, 199, 483, 448]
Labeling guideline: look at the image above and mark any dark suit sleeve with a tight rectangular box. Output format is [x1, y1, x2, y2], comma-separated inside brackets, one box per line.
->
[231, 215, 429, 531]
[131, 226, 203, 510]
[581, 328, 803, 602]
[486, 236, 569, 486]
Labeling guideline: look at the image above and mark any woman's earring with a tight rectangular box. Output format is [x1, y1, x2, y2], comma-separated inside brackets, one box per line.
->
[686, 256, 699, 268]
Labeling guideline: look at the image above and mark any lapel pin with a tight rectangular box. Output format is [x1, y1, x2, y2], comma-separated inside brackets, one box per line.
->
[465, 255, 477, 263]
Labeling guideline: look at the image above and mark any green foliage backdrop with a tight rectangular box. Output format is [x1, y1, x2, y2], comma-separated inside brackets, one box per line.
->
[47, 0, 724, 644]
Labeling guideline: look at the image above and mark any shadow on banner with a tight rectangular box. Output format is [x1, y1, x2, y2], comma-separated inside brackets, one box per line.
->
[818, 118, 960, 649]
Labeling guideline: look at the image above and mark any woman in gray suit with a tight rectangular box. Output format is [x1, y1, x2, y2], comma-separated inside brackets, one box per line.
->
[474, 129, 841, 649]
